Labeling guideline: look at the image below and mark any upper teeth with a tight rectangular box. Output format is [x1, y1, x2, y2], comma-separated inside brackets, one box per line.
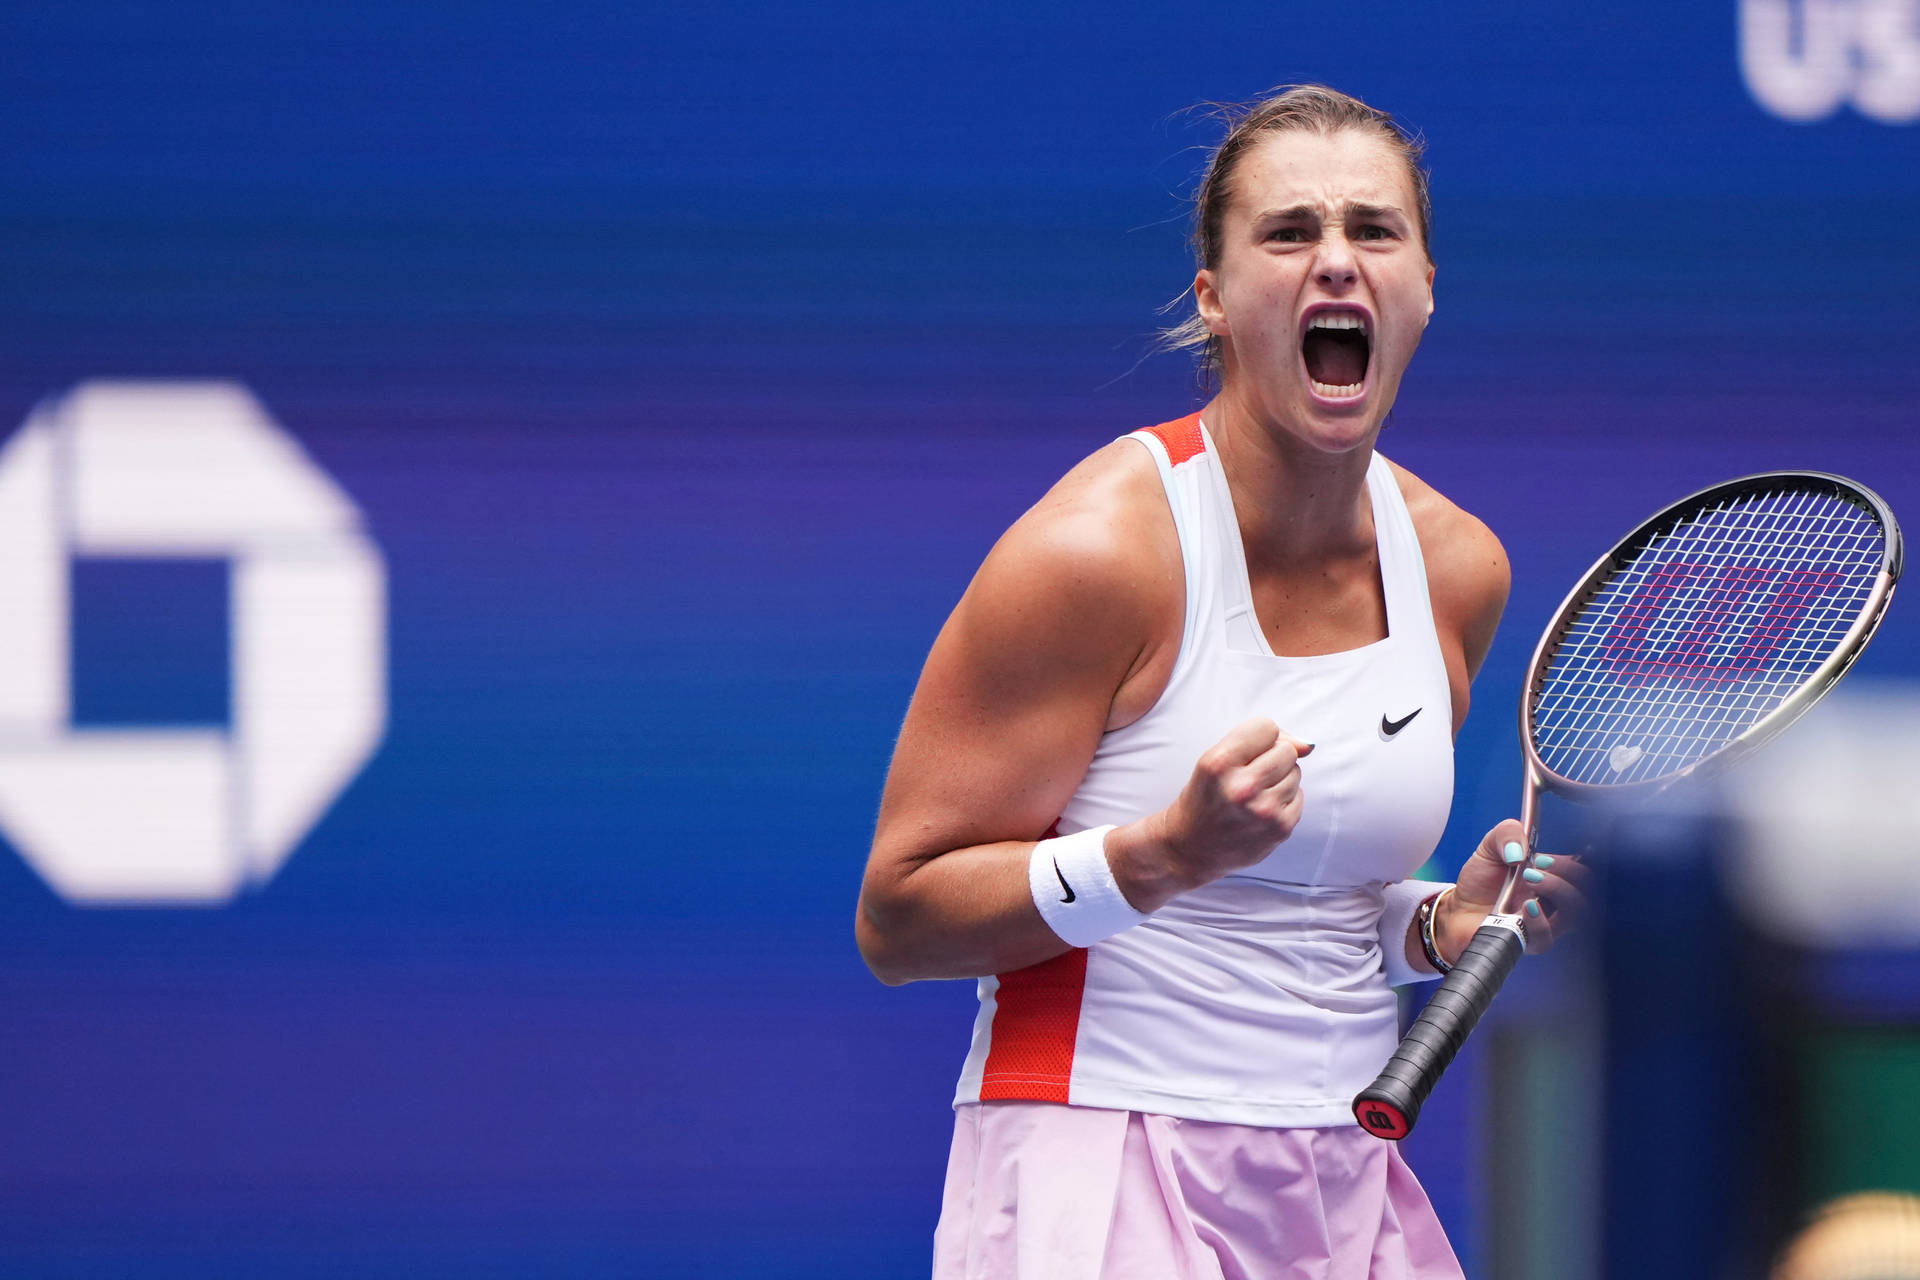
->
[1309, 312, 1368, 334]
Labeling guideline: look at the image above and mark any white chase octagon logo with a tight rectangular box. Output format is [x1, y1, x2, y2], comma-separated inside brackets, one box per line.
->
[0, 382, 386, 904]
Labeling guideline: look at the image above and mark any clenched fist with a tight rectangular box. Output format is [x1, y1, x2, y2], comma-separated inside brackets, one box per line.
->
[1107, 717, 1313, 913]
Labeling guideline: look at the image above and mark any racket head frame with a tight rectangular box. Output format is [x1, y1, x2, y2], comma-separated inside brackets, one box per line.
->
[1516, 469, 1902, 843]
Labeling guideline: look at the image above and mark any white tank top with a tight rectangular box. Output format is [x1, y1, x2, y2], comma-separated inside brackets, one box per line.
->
[953, 414, 1455, 1127]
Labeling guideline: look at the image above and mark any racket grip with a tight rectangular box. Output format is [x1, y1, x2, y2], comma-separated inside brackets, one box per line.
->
[1352, 916, 1526, 1140]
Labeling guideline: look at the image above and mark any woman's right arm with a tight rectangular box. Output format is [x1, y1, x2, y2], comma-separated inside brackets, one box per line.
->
[855, 445, 1311, 985]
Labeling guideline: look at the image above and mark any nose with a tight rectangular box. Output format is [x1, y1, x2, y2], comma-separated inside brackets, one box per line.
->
[1316, 234, 1359, 290]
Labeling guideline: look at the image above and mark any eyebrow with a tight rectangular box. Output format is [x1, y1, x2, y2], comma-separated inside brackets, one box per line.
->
[1345, 203, 1408, 223]
[1251, 202, 1410, 224]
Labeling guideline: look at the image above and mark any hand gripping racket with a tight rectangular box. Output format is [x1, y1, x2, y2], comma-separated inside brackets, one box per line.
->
[1353, 470, 1902, 1140]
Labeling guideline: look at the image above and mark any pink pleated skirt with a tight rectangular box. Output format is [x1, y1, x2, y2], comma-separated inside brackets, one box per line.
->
[932, 1101, 1464, 1280]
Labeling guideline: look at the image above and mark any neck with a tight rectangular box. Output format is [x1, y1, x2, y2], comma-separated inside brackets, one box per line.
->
[1201, 390, 1379, 568]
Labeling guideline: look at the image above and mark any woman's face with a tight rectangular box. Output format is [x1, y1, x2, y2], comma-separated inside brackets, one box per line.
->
[1196, 128, 1434, 454]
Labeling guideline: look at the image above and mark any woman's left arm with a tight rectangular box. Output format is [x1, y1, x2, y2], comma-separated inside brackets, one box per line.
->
[1393, 468, 1586, 973]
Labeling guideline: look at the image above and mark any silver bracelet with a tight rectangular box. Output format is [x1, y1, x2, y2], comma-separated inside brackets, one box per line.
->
[1417, 889, 1453, 975]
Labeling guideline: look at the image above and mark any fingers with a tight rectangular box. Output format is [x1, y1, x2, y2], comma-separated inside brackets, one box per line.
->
[1171, 718, 1316, 881]
[1458, 818, 1593, 955]
[1247, 734, 1309, 785]
[1519, 852, 1590, 899]
[1242, 724, 1314, 805]
[1467, 819, 1591, 897]
[1202, 719, 1312, 803]
[1223, 742, 1306, 818]
[1265, 784, 1305, 836]
[1521, 899, 1555, 953]
[1510, 852, 1587, 955]
[1521, 857, 1588, 924]
[1469, 817, 1529, 870]
[1209, 717, 1313, 767]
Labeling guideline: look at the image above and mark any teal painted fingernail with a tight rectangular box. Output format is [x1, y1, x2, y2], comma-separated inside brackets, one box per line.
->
[1502, 841, 1524, 864]
[1523, 867, 1545, 884]
[1532, 853, 1554, 868]
[1526, 899, 1542, 918]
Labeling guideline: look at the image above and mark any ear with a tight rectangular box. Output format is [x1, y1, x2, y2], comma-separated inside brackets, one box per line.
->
[1194, 269, 1229, 336]
[1424, 263, 1436, 325]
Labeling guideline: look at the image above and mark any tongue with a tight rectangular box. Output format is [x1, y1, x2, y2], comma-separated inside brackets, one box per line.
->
[1303, 330, 1367, 387]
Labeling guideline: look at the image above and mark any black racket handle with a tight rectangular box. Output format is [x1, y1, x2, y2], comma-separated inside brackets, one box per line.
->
[1352, 916, 1526, 1140]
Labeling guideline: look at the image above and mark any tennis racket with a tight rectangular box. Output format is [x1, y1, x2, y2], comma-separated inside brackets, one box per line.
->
[1353, 470, 1902, 1140]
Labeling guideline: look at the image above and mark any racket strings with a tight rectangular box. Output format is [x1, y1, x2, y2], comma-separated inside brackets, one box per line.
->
[1531, 485, 1886, 787]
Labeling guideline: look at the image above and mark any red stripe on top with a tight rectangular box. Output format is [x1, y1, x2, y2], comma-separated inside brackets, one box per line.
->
[1144, 413, 1206, 466]
[979, 947, 1088, 1103]
[978, 819, 1088, 1103]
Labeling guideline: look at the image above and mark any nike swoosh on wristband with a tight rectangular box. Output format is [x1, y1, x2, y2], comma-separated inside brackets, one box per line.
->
[1381, 708, 1422, 737]
[1053, 859, 1076, 903]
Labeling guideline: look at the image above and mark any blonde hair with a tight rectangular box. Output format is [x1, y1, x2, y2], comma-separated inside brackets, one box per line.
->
[1161, 84, 1433, 386]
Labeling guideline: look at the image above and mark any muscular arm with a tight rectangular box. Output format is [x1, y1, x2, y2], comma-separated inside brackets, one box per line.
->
[855, 444, 1178, 985]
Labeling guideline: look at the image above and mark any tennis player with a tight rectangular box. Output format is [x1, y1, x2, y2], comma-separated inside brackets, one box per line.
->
[857, 85, 1586, 1278]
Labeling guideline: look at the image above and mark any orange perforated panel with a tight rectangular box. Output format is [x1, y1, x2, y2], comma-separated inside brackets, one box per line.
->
[1145, 413, 1206, 466]
[978, 947, 1089, 1103]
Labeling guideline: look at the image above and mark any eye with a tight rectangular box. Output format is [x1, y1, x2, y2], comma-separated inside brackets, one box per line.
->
[1355, 224, 1395, 242]
[1266, 226, 1308, 243]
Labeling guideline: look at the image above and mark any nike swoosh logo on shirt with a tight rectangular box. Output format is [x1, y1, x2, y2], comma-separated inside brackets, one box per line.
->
[1381, 708, 1422, 738]
[1053, 859, 1076, 903]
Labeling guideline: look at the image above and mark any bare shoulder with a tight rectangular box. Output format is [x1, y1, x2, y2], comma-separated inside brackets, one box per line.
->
[1386, 458, 1511, 676]
[872, 435, 1180, 857]
[1007, 436, 1176, 592]
[956, 435, 1181, 705]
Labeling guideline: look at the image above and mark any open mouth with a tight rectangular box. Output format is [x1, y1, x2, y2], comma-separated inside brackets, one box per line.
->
[1301, 309, 1371, 400]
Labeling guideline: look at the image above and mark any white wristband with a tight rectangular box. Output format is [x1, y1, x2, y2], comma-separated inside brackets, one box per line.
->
[1028, 825, 1146, 948]
[1379, 878, 1456, 986]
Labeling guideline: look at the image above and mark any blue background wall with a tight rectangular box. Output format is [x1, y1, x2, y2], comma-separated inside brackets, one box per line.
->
[2, 1, 1917, 1274]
